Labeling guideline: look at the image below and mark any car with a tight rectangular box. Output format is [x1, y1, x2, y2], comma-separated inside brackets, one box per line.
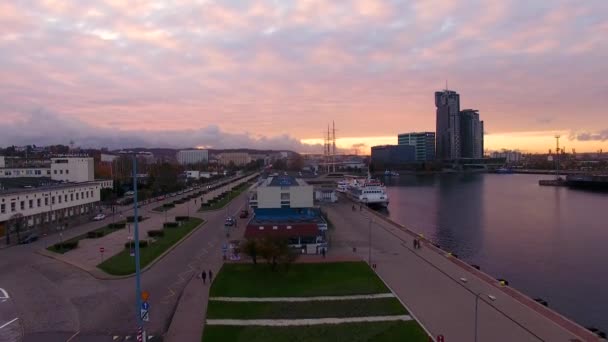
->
[19, 233, 39, 244]
[93, 213, 106, 221]
[124, 191, 134, 196]
[239, 209, 249, 218]
[224, 217, 235, 226]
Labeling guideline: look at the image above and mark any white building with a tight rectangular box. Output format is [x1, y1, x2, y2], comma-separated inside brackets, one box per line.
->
[249, 175, 313, 209]
[185, 170, 213, 180]
[0, 180, 112, 233]
[0, 168, 51, 178]
[50, 157, 94, 182]
[100, 153, 118, 163]
[0, 156, 4, 168]
[177, 150, 209, 165]
[491, 150, 522, 163]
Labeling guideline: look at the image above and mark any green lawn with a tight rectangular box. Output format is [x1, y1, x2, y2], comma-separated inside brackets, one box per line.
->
[46, 220, 127, 254]
[207, 298, 406, 319]
[201, 321, 427, 342]
[97, 218, 203, 275]
[199, 182, 251, 212]
[210, 262, 389, 297]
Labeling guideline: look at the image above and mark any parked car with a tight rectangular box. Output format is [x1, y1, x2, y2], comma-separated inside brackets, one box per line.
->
[19, 233, 39, 244]
[93, 213, 106, 221]
[224, 217, 235, 226]
[124, 191, 134, 196]
[239, 209, 249, 218]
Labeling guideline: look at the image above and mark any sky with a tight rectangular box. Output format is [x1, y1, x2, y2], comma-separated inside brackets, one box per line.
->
[1, 0, 607, 154]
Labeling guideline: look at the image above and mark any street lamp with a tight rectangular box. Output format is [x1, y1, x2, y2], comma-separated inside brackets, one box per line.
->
[474, 292, 496, 342]
[368, 217, 373, 265]
[131, 155, 144, 337]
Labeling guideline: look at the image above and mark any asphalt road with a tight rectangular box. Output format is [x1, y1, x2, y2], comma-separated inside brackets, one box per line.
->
[0, 175, 256, 342]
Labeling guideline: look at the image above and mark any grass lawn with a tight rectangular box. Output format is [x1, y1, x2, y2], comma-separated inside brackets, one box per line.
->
[97, 218, 203, 275]
[201, 321, 427, 342]
[207, 298, 406, 319]
[199, 182, 251, 212]
[210, 262, 389, 297]
[46, 220, 127, 254]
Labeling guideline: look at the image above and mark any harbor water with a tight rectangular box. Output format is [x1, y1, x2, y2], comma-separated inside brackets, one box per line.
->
[383, 173, 608, 333]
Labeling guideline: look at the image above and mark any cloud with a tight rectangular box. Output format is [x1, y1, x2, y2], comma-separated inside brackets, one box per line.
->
[0, 108, 323, 152]
[569, 130, 608, 142]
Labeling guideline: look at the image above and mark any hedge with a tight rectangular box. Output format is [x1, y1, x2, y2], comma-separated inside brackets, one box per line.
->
[126, 215, 144, 222]
[124, 240, 149, 248]
[163, 203, 175, 208]
[109, 223, 126, 229]
[147, 230, 165, 238]
[87, 231, 105, 238]
[163, 222, 179, 228]
[175, 216, 190, 221]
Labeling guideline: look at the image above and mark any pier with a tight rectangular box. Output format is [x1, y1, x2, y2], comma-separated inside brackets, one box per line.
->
[325, 197, 602, 341]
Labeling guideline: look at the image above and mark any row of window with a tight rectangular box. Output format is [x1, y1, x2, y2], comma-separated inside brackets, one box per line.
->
[53, 169, 69, 175]
[0, 190, 95, 214]
[0, 169, 49, 176]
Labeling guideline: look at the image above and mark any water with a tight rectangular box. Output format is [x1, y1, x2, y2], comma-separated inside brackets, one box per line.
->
[383, 173, 608, 332]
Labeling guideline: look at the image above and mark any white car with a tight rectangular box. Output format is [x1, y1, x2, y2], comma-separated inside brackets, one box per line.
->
[93, 214, 106, 221]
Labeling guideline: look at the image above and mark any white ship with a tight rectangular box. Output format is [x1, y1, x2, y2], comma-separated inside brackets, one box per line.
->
[346, 177, 389, 207]
[336, 179, 350, 193]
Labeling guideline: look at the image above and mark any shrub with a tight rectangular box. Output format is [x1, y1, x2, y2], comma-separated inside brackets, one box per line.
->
[53, 241, 79, 250]
[127, 215, 143, 222]
[109, 223, 126, 229]
[147, 230, 165, 238]
[163, 203, 175, 208]
[175, 216, 189, 221]
[163, 222, 179, 228]
[87, 231, 105, 238]
[124, 240, 149, 248]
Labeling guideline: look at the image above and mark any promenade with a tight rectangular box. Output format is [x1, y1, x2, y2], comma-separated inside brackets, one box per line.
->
[326, 200, 600, 341]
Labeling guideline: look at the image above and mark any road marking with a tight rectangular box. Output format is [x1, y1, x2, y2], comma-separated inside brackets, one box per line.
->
[0, 317, 19, 330]
[0, 288, 8, 302]
[113, 336, 120, 340]
[66, 330, 80, 342]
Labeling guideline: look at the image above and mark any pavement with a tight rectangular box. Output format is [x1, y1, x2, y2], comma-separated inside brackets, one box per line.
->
[0, 173, 258, 342]
[326, 199, 601, 342]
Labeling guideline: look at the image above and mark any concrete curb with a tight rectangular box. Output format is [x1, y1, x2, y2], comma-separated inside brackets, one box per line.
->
[38, 219, 207, 280]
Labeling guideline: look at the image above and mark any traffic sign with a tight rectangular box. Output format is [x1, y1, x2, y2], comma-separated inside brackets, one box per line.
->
[99, 247, 105, 253]
[140, 308, 150, 322]
[142, 301, 150, 311]
[141, 290, 149, 301]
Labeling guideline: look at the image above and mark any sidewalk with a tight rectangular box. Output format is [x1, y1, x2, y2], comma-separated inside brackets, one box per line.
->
[206, 315, 413, 326]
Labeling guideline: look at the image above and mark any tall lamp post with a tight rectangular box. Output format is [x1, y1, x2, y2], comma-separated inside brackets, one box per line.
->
[368, 217, 373, 265]
[132, 155, 143, 337]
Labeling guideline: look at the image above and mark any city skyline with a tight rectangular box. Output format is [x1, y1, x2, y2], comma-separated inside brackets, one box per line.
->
[1, 1, 607, 153]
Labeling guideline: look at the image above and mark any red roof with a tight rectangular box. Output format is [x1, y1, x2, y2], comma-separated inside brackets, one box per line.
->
[245, 223, 320, 238]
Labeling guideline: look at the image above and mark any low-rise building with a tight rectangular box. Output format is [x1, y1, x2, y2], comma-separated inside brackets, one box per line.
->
[0, 156, 96, 183]
[371, 145, 416, 168]
[398, 132, 436, 161]
[249, 175, 313, 209]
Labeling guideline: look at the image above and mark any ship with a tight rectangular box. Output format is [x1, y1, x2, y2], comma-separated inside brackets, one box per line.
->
[384, 170, 400, 177]
[495, 167, 513, 174]
[346, 177, 389, 207]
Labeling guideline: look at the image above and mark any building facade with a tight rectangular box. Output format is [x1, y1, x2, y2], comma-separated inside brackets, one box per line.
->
[459, 109, 484, 158]
[491, 150, 522, 163]
[177, 149, 209, 165]
[370, 145, 416, 168]
[249, 175, 313, 209]
[50, 157, 95, 182]
[0, 180, 112, 237]
[219, 152, 251, 166]
[397, 132, 436, 161]
[435, 90, 461, 160]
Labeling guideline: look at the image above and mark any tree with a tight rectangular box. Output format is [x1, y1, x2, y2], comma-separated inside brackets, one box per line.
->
[243, 238, 259, 264]
[258, 237, 296, 271]
[288, 154, 304, 171]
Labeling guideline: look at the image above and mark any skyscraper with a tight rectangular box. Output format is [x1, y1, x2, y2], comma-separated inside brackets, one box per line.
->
[435, 90, 460, 160]
[459, 109, 484, 158]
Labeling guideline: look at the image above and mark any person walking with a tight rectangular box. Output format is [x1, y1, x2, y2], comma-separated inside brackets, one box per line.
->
[321, 247, 326, 258]
[209, 270, 213, 283]
[201, 270, 207, 284]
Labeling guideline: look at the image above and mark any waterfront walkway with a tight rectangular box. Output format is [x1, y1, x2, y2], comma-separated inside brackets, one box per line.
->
[326, 200, 600, 342]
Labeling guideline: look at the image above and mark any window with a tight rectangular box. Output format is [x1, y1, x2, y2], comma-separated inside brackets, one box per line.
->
[20, 201, 25, 210]
[66, 170, 69, 174]
[58, 197, 62, 204]
[45, 198, 48, 206]
[76, 193, 79, 200]
[64, 195, 68, 202]
[70, 194, 74, 201]
[90, 190, 93, 197]
[280, 193, 290, 200]
[60, 170, 63, 174]
[0, 204, 5, 214]
[54, 170, 57, 174]
[52, 196, 55, 204]
[5, 171, 11, 176]
[11, 203, 15, 211]
[35, 170, 41, 175]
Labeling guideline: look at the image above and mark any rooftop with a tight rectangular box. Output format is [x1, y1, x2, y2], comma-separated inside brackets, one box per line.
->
[0, 178, 105, 196]
[263, 175, 308, 187]
[248, 208, 326, 225]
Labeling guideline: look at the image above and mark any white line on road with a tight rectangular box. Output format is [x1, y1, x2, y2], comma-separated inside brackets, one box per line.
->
[206, 315, 412, 326]
[0, 288, 9, 302]
[0, 317, 18, 330]
[66, 330, 80, 342]
[210, 293, 395, 302]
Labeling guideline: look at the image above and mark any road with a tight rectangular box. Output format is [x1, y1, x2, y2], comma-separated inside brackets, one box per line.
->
[0, 174, 256, 342]
[326, 199, 600, 342]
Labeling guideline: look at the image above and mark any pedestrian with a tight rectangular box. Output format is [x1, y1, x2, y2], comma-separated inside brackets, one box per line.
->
[413, 239, 417, 249]
[359, 204, 362, 211]
[201, 270, 207, 284]
[209, 270, 213, 282]
[321, 247, 326, 258]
